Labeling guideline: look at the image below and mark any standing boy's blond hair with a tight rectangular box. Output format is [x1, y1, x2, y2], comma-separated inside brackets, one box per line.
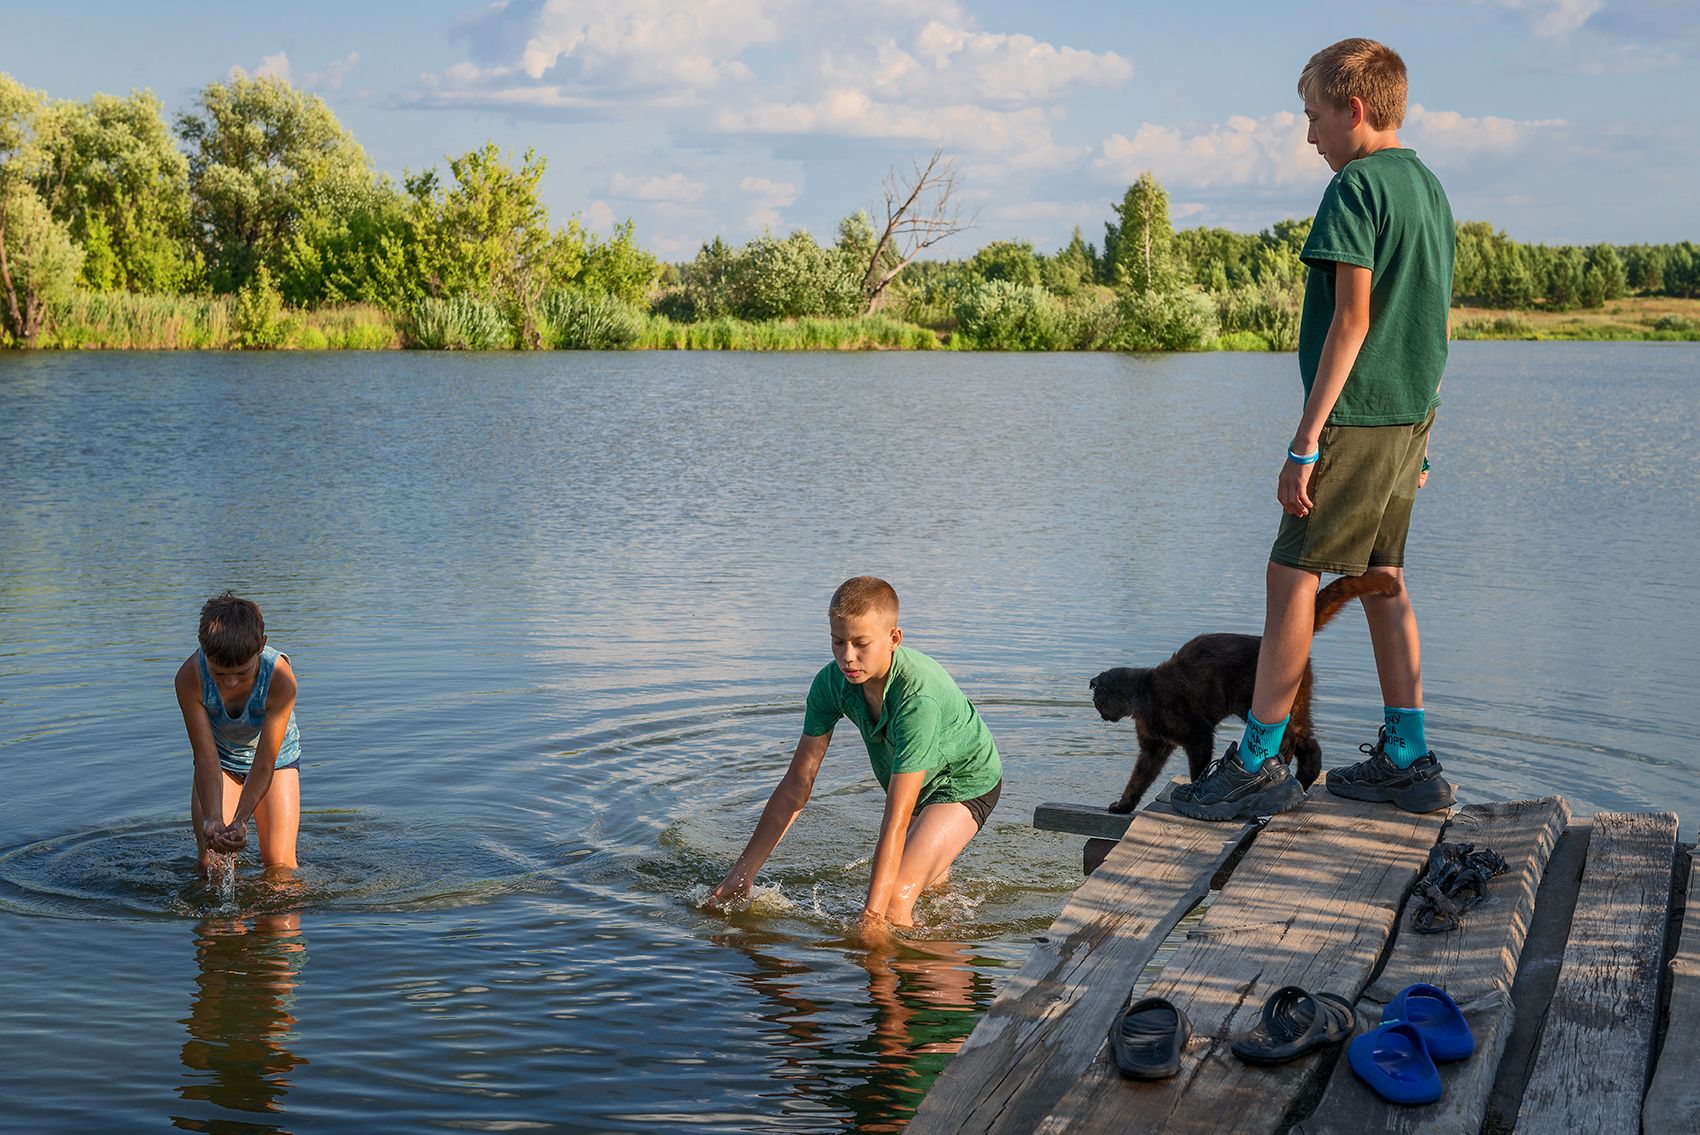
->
[1297, 38, 1408, 129]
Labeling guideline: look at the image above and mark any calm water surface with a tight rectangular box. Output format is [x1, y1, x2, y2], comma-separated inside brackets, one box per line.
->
[1, 345, 1695, 1132]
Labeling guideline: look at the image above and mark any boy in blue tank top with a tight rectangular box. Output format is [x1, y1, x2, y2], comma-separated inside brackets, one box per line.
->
[706, 577, 1003, 940]
[1173, 38, 1458, 822]
[174, 592, 303, 873]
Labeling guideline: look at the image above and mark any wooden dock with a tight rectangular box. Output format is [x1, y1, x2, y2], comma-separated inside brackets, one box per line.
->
[908, 779, 1695, 1134]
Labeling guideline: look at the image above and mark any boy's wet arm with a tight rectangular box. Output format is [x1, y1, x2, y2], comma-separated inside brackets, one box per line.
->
[863, 771, 924, 917]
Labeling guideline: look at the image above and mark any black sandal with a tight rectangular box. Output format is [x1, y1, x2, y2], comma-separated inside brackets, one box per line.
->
[1231, 986, 1355, 1065]
[1410, 842, 1509, 934]
[1109, 996, 1191, 1080]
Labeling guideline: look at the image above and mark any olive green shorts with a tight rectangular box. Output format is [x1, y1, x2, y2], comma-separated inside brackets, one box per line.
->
[1270, 411, 1434, 575]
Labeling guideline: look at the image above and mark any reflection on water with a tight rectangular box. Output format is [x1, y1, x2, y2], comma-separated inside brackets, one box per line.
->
[175, 899, 308, 1132]
[722, 930, 992, 1133]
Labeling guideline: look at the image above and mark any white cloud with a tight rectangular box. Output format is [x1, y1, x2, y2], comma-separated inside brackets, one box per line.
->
[303, 52, 361, 93]
[608, 171, 706, 202]
[1092, 105, 1567, 193]
[1403, 103, 1566, 160]
[1095, 111, 1316, 190]
[1475, 0, 1603, 37]
[235, 50, 361, 93]
[739, 175, 799, 229]
[250, 51, 292, 83]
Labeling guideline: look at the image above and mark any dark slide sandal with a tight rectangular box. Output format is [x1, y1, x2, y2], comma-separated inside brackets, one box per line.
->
[1109, 996, 1191, 1080]
[1231, 986, 1356, 1064]
[1348, 1021, 1442, 1105]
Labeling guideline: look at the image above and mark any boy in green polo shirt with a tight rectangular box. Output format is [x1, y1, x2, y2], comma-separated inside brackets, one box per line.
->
[706, 576, 1003, 937]
[1173, 37, 1457, 822]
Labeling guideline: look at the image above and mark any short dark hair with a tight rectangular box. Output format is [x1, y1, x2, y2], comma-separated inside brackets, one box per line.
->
[1298, 38, 1408, 130]
[829, 576, 899, 622]
[198, 592, 266, 666]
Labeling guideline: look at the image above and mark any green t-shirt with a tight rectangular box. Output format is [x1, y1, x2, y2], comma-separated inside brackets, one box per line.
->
[802, 646, 1002, 808]
[1298, 148, 1455, 426]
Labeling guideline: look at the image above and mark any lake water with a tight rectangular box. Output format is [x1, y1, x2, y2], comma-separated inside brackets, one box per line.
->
[1, 344, 1695, 1132]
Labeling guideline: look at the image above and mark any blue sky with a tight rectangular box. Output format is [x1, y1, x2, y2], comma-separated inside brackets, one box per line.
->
[11, 1, 1697, 257]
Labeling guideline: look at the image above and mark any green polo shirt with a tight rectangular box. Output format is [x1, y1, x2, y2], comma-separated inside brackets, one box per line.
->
[802, 646, 1002, 808]
[1298, 148, 1455, 426]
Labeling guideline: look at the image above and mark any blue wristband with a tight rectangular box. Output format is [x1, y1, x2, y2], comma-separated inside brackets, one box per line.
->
[1287, 447, 1320, 465]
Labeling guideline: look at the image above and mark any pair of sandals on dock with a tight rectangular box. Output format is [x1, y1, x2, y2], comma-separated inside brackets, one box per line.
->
[1108, 840, 1506, 1104]
[1109, 983, 1473, 1105]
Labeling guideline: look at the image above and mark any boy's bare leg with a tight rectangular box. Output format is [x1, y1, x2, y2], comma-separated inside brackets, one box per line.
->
[885, 802, 980, 926]
[1251, 563, 1323, 725]
[1360, 566, 1422, 708]
[253, 769, 301, 870]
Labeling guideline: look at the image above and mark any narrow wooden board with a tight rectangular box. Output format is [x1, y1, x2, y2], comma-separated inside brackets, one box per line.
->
[1039, 788, 1448, 1134]
[1293, 796, 1570, 1135]
[906, 807, 1256, 1134]
[1033, 802, 1137, 840]
[1483, 822, 1591, 1132]
[1516, 810, 1678, 1133]
[1642, 846, 1698, 1133]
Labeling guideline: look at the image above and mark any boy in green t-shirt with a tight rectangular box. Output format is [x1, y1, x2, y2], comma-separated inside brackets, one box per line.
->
[706, 576, 1003, 938]
[1173, 38, 1458, 822]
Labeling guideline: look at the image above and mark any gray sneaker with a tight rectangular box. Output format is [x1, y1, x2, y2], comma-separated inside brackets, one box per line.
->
[1326, 728, 1455, 813]
[1170, 743, 1306, 821]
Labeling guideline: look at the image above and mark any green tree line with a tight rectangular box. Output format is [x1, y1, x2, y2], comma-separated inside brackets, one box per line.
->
[2, 69, 1695, 350]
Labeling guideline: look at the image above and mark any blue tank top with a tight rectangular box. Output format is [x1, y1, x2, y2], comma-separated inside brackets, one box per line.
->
[197, 645, 302, 774]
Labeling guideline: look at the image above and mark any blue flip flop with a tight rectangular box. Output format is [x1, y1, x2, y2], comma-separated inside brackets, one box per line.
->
[1386, 983, 1473, 1062]
[1348, 1021, 1442, 1105]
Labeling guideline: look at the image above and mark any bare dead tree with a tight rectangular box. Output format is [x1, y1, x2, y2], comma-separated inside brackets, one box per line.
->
[861, 148, 979, 313]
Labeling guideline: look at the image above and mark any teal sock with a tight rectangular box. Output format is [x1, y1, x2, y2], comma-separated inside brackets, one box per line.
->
[1238, 712, 1289, 771]
[1383, 707, 1427, 769]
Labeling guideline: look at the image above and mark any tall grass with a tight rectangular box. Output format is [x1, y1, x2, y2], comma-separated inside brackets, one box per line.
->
[297, 305, 399, 349]
[539, 290, 644, 349]
[403, 296, 513, 350]
[635, 314, 939, 350]
[45, 291, 235, 348]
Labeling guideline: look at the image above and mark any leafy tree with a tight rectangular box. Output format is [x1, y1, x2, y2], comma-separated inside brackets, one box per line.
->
[578, 219, 659, 305]
[177, 74, 374, 292]
[1546, 246, 1584, 311]
[678, 236, 739, 320]
[1582, 243, 1627, 307]
[954, 279, 1066, 350]
[732, 229, 862, 320]
[1104, 172, 1175, 294]
[0, 73, 82, 345]
[968, 240, 1041, 286]
[406, 143, 553, 304]
[47, 89, 196, 292]
[274, 179, 416, 307]
[1041, 226, 1097, 297]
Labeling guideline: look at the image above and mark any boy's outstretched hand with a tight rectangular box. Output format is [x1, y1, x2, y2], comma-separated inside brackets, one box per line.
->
[852, 909, 895, 947]
[203, 817, 248, 853]
[703, 875, 749, 912]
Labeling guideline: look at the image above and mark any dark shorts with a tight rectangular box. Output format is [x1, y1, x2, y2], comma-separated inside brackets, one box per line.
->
[1270, 411, 1434, 575]
[222, 758, 300, 785]
[956, 779, 1003, 831]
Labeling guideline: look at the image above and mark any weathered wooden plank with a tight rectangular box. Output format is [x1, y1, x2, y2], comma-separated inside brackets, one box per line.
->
[1516, 810, 1678, 1134]
[906, 806, 1256, 1134]
[1642, 846, 1698, 1133]
[1038, 786, 1447, 1135]
[1034, 802, 1137, 840]
[1293, 796, 1570, 1135]
[1483, 822, 1591, 1132]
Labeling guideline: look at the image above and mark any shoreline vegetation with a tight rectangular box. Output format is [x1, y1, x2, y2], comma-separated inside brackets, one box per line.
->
[3, 72, 1696, 353]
